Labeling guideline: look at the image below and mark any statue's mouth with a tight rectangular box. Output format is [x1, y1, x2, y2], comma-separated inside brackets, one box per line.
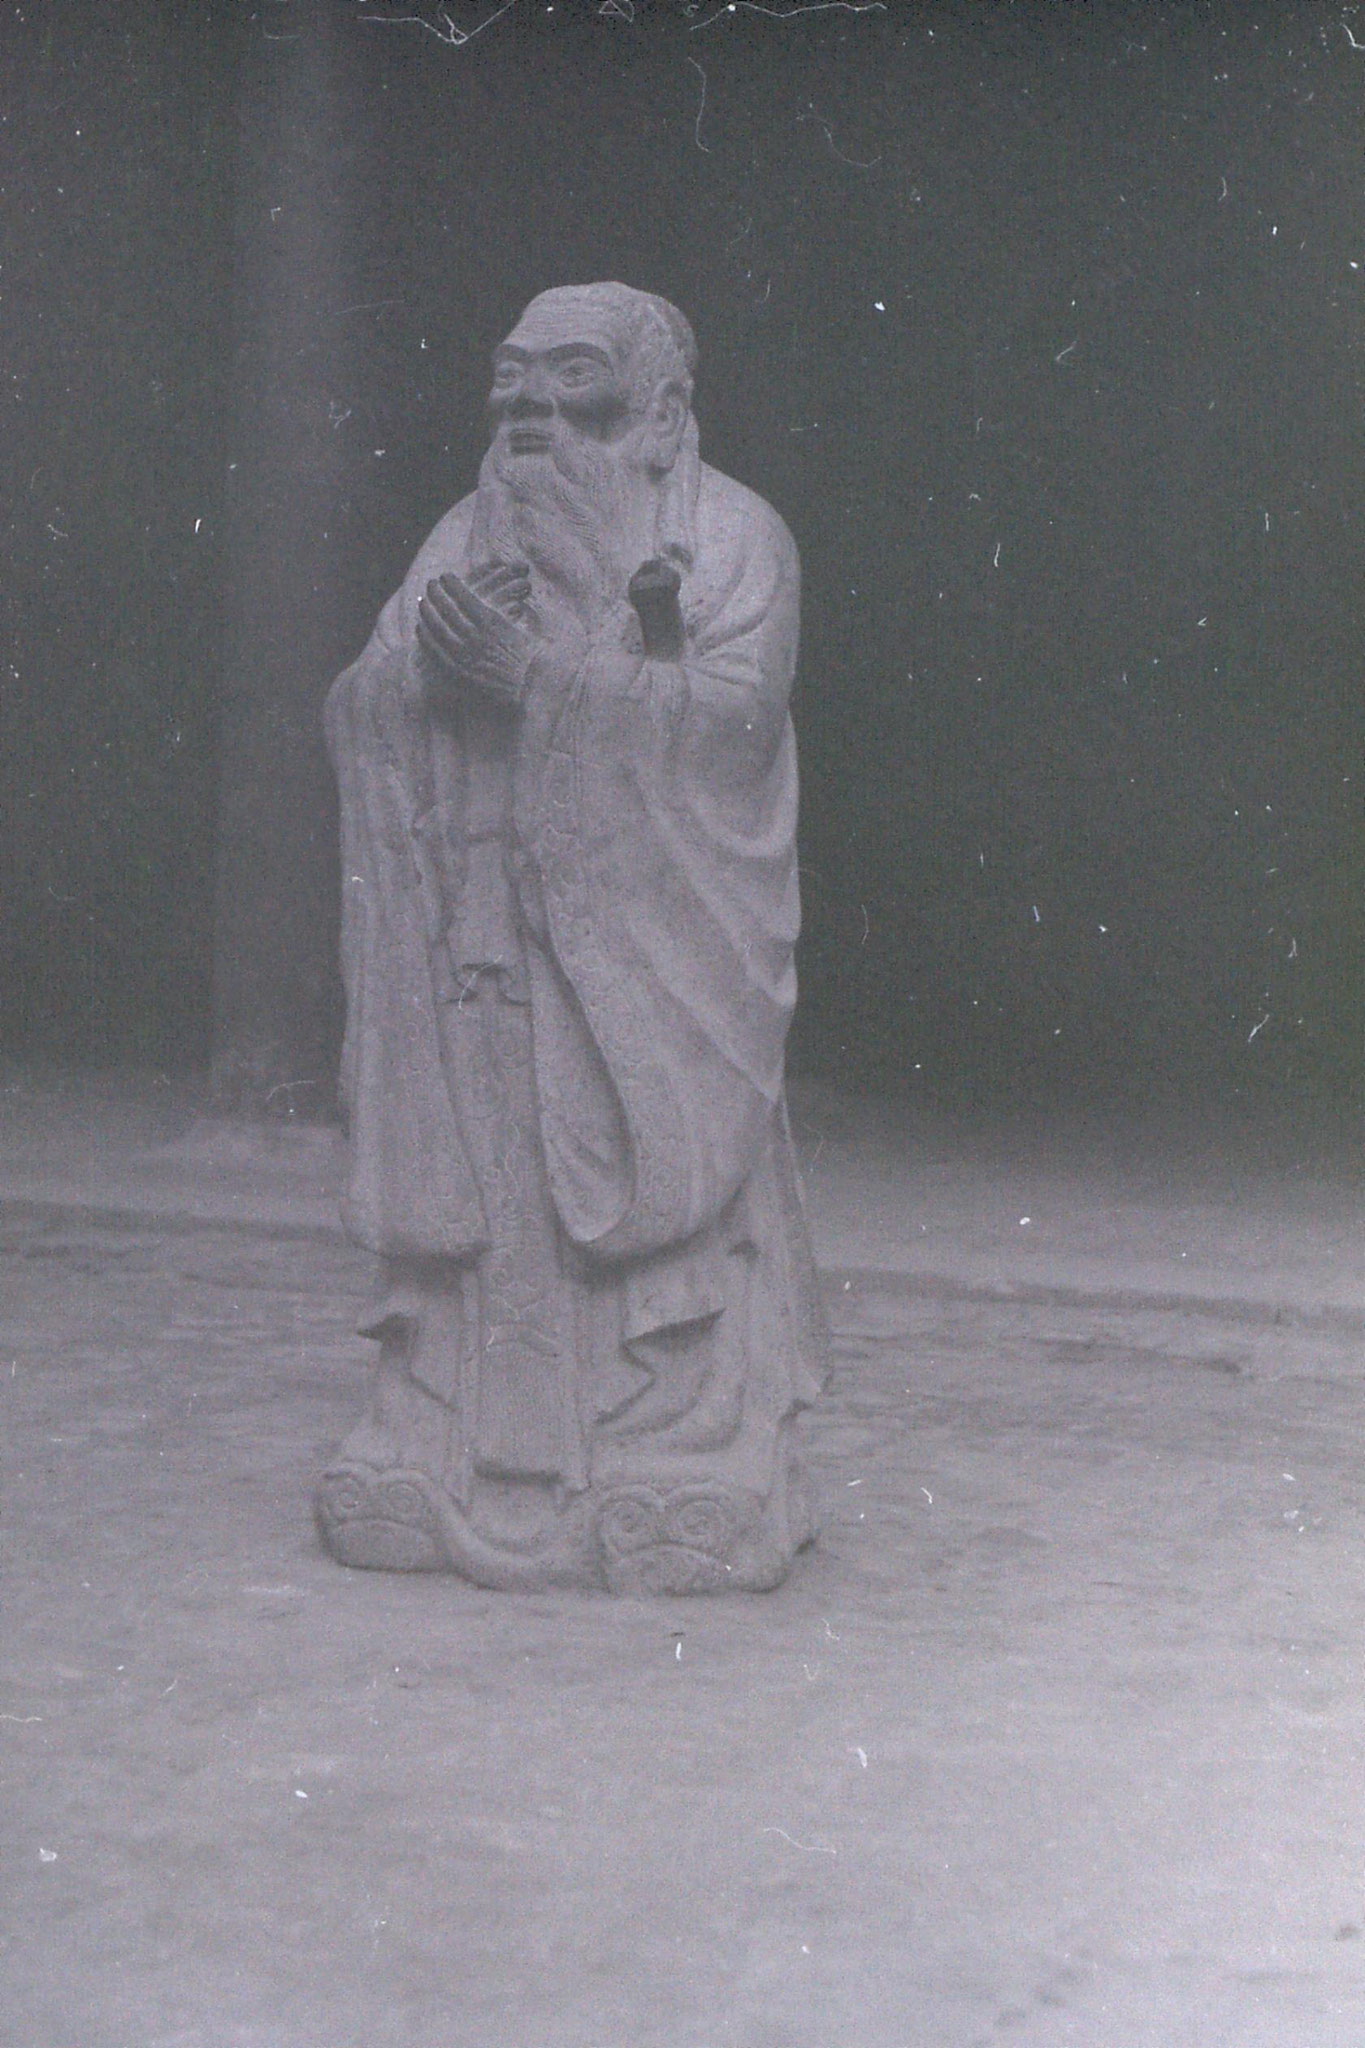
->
[506, 428, 553, 453]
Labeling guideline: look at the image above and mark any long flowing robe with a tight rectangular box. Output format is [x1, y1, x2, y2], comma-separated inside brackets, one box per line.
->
[324, 446, 827, 1516]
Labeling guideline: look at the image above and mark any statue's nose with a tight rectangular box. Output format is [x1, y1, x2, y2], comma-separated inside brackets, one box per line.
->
[505, 387, 555, 419]
[502, 362, 556, 418]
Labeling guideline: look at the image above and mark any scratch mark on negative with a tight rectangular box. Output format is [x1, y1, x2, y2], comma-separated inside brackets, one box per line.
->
[356, 0, 516, 48]
[761, 1825, 838, 1855]
[690, 0, 886, 28]
[687, 57, 712, 150]
[796, 102, 881, 170]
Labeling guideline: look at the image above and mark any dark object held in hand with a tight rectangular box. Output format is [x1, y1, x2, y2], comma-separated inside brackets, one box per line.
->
[628, 558, 685, 659]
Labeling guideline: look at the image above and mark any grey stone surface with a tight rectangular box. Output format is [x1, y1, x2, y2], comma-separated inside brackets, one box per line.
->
[318, 285, 829, 1591]
[5, 1165, 1365, 2048]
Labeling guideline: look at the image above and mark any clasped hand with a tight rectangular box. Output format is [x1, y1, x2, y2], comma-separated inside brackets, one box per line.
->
[415, 560, 534, 712]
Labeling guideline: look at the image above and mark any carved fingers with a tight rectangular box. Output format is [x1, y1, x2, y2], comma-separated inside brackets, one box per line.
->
[467, 558, 531, 618]
[415, 565, 534, 711]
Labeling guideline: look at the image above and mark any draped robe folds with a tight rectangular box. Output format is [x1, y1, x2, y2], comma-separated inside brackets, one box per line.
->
[323, 451, 828, 1535]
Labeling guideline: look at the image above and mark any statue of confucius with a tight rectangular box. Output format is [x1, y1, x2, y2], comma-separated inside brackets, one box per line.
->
[317, 283, 829, 1593]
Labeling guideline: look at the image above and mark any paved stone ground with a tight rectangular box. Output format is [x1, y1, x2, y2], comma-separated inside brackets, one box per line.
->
[1, 1067, 1364, 2046]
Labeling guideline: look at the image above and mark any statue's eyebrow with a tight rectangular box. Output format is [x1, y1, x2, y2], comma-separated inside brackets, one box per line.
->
[544, 343, 613, 365]
[492, 343, 614, 368]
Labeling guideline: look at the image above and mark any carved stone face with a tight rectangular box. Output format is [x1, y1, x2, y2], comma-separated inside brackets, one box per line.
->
[487, 320, 633, 465]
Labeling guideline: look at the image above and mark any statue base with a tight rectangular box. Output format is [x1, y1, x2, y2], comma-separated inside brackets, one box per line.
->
[314, 1442, 817, 1595]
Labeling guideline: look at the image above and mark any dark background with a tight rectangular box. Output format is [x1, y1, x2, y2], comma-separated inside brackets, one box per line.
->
[3, 0, 1361, 1119]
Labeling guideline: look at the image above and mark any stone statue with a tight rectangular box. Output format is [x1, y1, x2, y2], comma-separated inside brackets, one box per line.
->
[316, 282, 828, 1593]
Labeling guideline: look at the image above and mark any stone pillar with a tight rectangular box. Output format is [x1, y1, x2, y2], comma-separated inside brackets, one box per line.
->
[211, 0, 361, 1117]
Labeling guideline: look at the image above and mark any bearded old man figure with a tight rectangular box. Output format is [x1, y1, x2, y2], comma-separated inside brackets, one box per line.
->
[317, 282, 828, 1593]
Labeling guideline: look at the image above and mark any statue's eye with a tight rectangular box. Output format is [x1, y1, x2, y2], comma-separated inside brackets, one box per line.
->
[557, 360, 597, 385]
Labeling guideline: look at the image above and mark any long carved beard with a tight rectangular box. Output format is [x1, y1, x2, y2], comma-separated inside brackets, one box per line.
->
[472, 427, 660, 632]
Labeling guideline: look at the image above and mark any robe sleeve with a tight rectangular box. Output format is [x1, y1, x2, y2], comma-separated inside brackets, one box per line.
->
[324, 554, 489, 1260]
[513, 483, 804, 1262]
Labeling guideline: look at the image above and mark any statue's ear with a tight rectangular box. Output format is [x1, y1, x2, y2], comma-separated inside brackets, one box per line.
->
[641, 381, 690, 474]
